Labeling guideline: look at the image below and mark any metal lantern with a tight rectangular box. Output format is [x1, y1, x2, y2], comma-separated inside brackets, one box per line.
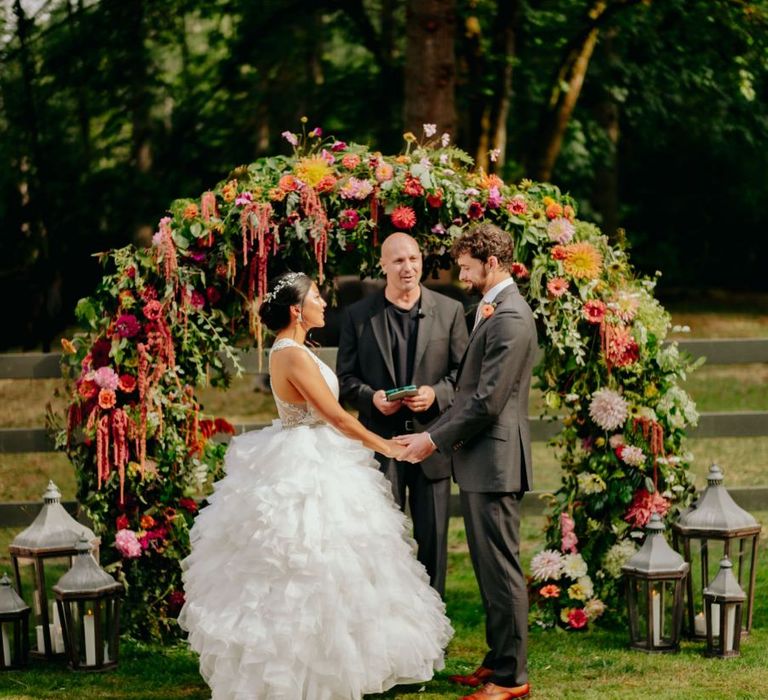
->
[8, 481, 98, 658]
[0, 573, 30, 669]
[53, 536, 123, 671]
[622, 513, 689, 653]
[703, 557, 746, 658]
[672, 464, 761, 639]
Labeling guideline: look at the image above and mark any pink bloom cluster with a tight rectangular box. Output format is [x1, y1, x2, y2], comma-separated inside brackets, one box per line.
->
[115, 528, 142, 559]
[560, 512, 578, 553]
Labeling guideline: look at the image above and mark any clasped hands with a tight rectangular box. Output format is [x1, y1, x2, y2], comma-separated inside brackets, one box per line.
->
[392, 432, 436, 463]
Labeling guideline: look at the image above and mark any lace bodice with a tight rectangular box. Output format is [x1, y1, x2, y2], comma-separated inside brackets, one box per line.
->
[269, 338, 339, 428]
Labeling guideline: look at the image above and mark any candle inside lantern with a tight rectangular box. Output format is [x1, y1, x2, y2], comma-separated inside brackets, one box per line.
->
[694, 612, 706, 636]
[1, 623, 10, 664]
[711, 604, 720, 636]
[724, 605, 736, 651]
[51, 602, 64, 653]
[83, 610, 96, 666]
[35, 624, 44, 652]
[651, 590, 662, 645]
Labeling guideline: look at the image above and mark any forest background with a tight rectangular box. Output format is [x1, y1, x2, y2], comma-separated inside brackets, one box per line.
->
[1, 0, 767, 351]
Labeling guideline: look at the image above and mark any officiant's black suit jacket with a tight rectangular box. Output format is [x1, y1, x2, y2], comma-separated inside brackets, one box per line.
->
[337, 285, 468, 479]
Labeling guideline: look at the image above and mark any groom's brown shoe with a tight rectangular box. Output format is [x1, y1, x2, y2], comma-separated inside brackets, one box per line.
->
[461, 681, 531, 700]
[449, 666, 494, 687]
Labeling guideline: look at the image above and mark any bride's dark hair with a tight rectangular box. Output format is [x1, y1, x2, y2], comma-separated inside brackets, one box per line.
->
[258, 272, 313, 332]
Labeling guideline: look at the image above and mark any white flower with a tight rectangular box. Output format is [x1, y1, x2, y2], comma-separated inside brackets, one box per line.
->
[439, 153, 449, 164]
[562, 553, 588, 579]
[602, 539, 638, 578]
[530, 549, 563, 581]
[489, 148, 501, 162]
[608, 434, 625, 448]
[441, 132, 450, 147]
[281, 130, 298, 146]
[547, 217, 575, 244]
[589, 388, 629, 431]
[423, 123, 437, 138]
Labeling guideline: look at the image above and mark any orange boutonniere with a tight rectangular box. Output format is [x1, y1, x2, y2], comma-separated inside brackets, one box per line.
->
[480, 302, 497, 319]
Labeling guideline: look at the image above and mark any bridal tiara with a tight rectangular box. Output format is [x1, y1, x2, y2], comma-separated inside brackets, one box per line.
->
[262, 272, 307, 304]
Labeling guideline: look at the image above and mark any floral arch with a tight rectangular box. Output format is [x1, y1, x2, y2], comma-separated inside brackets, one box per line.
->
[55, 125, 699, 639]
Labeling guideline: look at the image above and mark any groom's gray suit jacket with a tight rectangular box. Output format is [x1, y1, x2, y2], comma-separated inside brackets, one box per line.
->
[429, 283, 537, 492]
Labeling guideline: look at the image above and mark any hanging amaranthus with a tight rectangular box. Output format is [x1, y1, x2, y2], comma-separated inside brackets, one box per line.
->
[300, 186, 329, 283]
[111, 408, 131, 503]
[201, 191, 217, 222]
[157, 216, 178, 284]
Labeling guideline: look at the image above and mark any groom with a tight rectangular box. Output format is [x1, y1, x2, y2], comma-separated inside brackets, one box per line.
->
[396, 223, 537, 700]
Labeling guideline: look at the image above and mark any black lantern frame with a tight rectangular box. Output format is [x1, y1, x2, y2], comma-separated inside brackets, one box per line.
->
[672, 464, 761, 640]
[53, 537, 123, 671]
[622, 514, 689, 653]
[704, 557, 746, 659]
[0, 573, 30, 670]
[8, 481, 98, 659]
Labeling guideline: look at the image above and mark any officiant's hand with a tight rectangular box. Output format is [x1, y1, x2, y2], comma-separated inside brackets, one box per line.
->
[393, 432, 436, 463]
[402, 385, 436, 413]
[373, 390, 402, 416]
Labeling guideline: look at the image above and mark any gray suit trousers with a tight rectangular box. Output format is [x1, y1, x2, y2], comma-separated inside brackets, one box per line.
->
[460, 490, 528, 687]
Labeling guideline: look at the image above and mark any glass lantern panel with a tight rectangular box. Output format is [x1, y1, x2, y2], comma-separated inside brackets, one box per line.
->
[710, 601, 739, 653]
[65, 599, 114, 668]
[687, 537, 727, 620]
[1, 621, 19, 667]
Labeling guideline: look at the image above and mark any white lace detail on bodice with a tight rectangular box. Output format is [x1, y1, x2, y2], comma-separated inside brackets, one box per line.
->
[269, 338, 339, 428]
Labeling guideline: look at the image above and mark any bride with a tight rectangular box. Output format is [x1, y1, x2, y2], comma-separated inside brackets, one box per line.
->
[179, 271, 453, 699]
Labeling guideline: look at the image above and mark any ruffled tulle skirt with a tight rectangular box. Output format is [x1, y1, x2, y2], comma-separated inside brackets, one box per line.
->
[179, 421, 453, 699]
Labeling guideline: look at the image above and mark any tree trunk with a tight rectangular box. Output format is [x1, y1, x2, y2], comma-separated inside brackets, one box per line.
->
[475, 0, 519, 172]
[66, 0, 92, 165]
[403, 0, 457, 138]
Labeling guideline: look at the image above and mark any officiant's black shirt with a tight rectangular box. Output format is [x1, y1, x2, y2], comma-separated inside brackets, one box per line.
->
[384, 300, 419, 388]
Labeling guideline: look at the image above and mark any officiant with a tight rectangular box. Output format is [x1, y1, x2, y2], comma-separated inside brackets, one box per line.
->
[337, 232, 468, 597]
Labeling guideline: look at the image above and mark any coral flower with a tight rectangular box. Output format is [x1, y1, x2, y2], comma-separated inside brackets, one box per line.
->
[625, 488, 670, 528]
[551, 245, 567, 261]
[468, 201, 485, 219]
[563, 241, 603, 280]
[546, 202, 564, 219]
[391, 206, 417, 230]
[315, 175, 337, 193]
[540, 584, 561, 599]
[142, 300, 163, 320]
[140, 514, 156, 530]
[583, 299, 607, 324]
[61, 338, 76, 354]
[547, 277, 569, 298]
[118, 374, 137, 393]
[427, 190, 444, 208]
[295, 156, 333, 187]
[480, 303, 496, 319]
[278, 174, 299, 192]
[403, 176, 425, 197]
[511, 262, 529, 279]
[506, 195, 527, 215]
[182, 203, 199, 220]
[98, 388, 117, 409]
[78, 379, 98, 400]
[341, 153, 361, 170]
[375, 164, 394, 182]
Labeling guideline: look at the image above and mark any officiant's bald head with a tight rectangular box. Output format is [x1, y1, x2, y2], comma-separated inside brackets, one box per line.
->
[380, 233, 422, 296]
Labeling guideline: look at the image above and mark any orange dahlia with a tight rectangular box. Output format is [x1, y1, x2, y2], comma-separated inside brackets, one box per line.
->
[563, 241, 602, 280]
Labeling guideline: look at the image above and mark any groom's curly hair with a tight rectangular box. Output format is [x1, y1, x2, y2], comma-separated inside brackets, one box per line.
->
[450, 222, 515, 268]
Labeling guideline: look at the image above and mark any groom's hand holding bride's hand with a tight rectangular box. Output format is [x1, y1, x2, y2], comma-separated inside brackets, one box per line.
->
[393, 432, 436, 463]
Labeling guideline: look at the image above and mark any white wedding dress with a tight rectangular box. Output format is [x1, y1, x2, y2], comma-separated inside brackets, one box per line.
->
[179, 338, 452, 699]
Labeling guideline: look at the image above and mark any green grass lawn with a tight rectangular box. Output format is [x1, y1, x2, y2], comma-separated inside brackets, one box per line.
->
[2, 514, 768, 699]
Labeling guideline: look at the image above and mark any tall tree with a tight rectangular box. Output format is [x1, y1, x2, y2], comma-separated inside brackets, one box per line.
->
[403, 0, 456, 136]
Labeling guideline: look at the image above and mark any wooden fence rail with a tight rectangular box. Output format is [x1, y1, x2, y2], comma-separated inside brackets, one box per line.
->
[2, 338, 767, 525]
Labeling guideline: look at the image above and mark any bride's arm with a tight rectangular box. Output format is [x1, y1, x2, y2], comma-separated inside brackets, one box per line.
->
[274, 348, 401, 458]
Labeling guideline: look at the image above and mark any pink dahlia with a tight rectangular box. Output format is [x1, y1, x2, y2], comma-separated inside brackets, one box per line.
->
[93, 366, 119, 390]
[583, 300, 607, 324]
[589, 388, 628, 431]
[115, 314, 141, 339]
[560, 512, 578, 554]
[339, 209, 360, 230]
[547, 217, 575, 244]
[547, 277, 569, 298]
[115, 529, 142, 559]
[620, 445, 646, 467]
[506, 195, 527, 215]
[341, 153, 360, 169]
[340, 177, 374, 200]
[391, 206, 417, 230]
[375, 164, 394, 182]
[142, 300, 163, 320]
